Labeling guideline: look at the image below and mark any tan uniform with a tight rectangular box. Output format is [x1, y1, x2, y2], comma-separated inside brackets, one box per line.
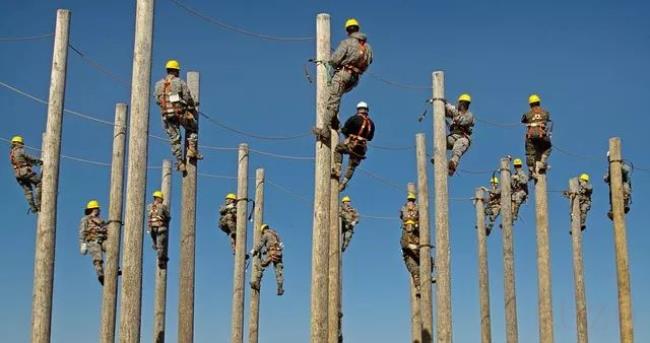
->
[218, 200, 237, 253]
[340, 202, 360, 252]
[511, 168, 529, 221]
[250, 228, 284, 294]
[79, 213, 108, 280]
[147, 201, 171, 266]
[522, 107, 552, 173]
[400, 201, 422, 292]
[9, 145, 42, 212]
[485, 185, 501, 235]
[445, 103, 475, 173]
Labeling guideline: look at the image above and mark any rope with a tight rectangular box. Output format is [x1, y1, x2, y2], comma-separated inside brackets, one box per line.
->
[197, 172, 237, 180]
[365, 71, 431, 91]
[198, 111, 312, 141]
[359, 214, 399, 221]
[475, 117, 520, 128]
[357, 167, 402, 191]
[267, 180, 311, 202]
[68, 44, 131, 88]
[554, 144, 601, 162]
[369, 143, 414, 151]
[0, 32, 53, 42]
[168, 0, 314, 42]
[458, 168, 494, 175]
[249, 148, 314, 161]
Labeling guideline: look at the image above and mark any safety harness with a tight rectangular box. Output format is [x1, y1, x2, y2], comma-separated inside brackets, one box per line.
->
[265, 230, 283, 263]
[85, 216, 107, 242]
[526, 107, 548, 139]
[342, 40, 370, 75]
[148, 203, 166, 228]
[9, 146, 32, 178]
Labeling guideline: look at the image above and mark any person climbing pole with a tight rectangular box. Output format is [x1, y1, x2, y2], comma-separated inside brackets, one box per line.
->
[8, 135, 42, 213]
[484, 177, 501, 236]
[249, 224, 285, 296]
[511, 158, 529, 222]
[340, 195, 360, 252]
[400, 192, 435, 297]
[313, 18, 373, 142]
[334, 101, 375, 191]
[604, 152, 632, 220]
[79, 200, 108, 285]
[154, 59, 202, 173]
[577, 173, 593, 231]
[218, 193, 238, 254]
[147, 190, 171, 269]
[522, 94, 552, 177]
[444, 94, 475, 176]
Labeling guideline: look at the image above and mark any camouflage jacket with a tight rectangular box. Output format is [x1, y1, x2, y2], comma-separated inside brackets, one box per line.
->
[400, 201, 419, 228]
[79, 214, 107, 244]
[511, 168, 529, 194]
[445, 103, 475, 136]
[521, 107, 551, 139]
[604, 162, 632, 189]
[147, 202, 170, 228]
[9, 145, 40, 178]
[330, 32, 373, 74]
[340, 202, 360, 226]
[578, 180, 593, 203]
[487, 186, 501, 208]
[154, 74, 195, 116]
[253, 228, 283, 257]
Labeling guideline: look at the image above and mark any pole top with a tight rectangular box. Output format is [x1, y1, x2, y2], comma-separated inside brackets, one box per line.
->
[317, 13, 331, 20]
[239, 143, 249, 149]
[432, 70, 444, 77]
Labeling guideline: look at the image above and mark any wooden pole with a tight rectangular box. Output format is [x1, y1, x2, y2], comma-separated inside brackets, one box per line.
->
[311, 13, 331, 342]
[118, 0, 154, 341]
[608, 138, 634, 343]
[568, 178, 587, 343]
[431, 71, 452, 342]
[177, 71, 200, 343]
[100, 103, 128, 343]
[230, 144, 249, 343]
[247, 168, 265, 343]
[327, 131, 341, 343]
[534, 165, 554, 343]
[500, 158, 518, 343]
[416, 134, 433, 343]
[475, 188, 492, 343]
[153, 160, 172, 343]
[30, 9, 70, 343]
[407, 182, 422, 343]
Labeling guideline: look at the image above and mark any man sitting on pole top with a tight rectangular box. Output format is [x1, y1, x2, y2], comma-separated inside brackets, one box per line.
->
[522, 94, 552, 177]
[334, 101, 376, 191]
[155, 59, 202, 173]
[313, 18, 373, 142]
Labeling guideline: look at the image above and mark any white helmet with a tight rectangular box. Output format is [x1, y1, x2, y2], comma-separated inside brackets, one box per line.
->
[356, 101, 369, 110]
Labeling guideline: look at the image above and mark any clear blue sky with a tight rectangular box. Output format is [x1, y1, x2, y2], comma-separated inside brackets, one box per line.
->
[1, 0, 649, 342]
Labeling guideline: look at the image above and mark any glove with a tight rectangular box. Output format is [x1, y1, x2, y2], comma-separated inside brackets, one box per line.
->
[249, 249, 256, 256]
[80, 243, 88, 255]
[351, 220, 359, 227]
[407, 244, 418, 250]
[37, 159, 44, 166]
[279, 242, 285, 250]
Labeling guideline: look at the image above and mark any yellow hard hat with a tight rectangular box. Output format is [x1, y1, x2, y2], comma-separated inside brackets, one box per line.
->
[165, 59, 180, 70]
[513, 158, 523, 166]
[225, 193, 237, 200]
[152, 190, 164, 199]
[345, 18, 360, 29]
[528, 94, 541, 105]
[86, 200, 100, 210]
[342, 196, 351, 203]
[260, 224, 269, 231]
[407, 192, 416, 200]
[490, 177, 499, 184]
[579, 173, 590, 182]
[458, 93, 472, 103]
[11, 135, 24, 144]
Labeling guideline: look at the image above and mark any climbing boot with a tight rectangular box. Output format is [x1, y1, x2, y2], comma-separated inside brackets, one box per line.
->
[158, 256, 169, 269]
[277, 285, 284, 296]
[448, 160, 457, 176]
[176, 161, 186, 173]
[98, 275, 105, 286]
[339, 178, 349, 192]
[331, 163, 341, 179]
[312, 127, 331, 142]
[250, 280, 260, 291]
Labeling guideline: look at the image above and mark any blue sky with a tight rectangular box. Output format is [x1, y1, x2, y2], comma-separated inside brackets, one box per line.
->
[1, 0, 649, 342]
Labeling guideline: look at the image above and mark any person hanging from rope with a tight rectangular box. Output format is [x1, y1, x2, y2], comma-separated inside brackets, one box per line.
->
[147, 190, 171, 269]
[522, 94, 552, 178]
[79, 200, 109, 285]
[484, 177, 501, 236]
[313, 18, 373, 142]
[510, 158, 529, 222]
[218, 193, 238, 254]
[340, 196, 360, 252]
[400, 192, 436, 297]
[8, 135, 42, 213]
[155, 59, 202, 173]
[249, 224, 285, 296]
[333, 101, 375, 191]
[576, 173, 593, 231]
[604, 152, 632, 220]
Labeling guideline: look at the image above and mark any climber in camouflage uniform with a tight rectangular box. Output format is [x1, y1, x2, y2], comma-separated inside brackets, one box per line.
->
[79, 200, 108, 285]
[522, 94, 552, 177]
[484, 177, 501, 236]
[510, 158, 529, 222]
[400, 192, 435, 296]
[340, 196, 360, 252]
[218, 193, 238, 254]
[8, 135, 42, 213]
[250, 224, 285, 296]
[147, 190, 171, 268]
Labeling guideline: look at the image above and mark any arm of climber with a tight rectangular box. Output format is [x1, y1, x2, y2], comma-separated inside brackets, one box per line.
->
[445, 103, 459, 119]
[329, 39, 350, 68]
[367, 120, 376, 141]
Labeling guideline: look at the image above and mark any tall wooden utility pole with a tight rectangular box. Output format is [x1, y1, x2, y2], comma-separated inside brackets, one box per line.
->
[248, 168, 265, 343]
[31, 9, 70, 343]
[230, 144, 250, 343]
[100, 103, 128, 343]
[568, 178, 587, 343]
[431, 70, 452, 342]
[118, 0, 154, 341]
[533, 163, 554, 343]
[474, 188, 492, 343]
[327, 131, 341, 343]
[416, 134, 433, 343]
[311, 12, 331, 342]
[407, 182, 422, 343]
[153, 160, 172, 343]
[177, 71, 200, 343]
[608, 138, 633, 343]
[500, 158, 518, 343]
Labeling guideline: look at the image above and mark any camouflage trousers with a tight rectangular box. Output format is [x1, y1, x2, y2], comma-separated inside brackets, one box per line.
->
[525, 138, 552, 171]
[219, 219, 237, 253]
[511, 190, 527, 221]
[323, 69, 359, 131]
[485, 205, 501, 235]
[87, 239, 106, 277]
[341, 223, 355, 252]
[251, 256, 284, 290]
[334, 139, 366, 182]
[162, 114, 198, 163]
[402, 247, 434, 295]
[447, 134, 471, 165]
[579, 200, 591, 228]
[150, 226, 168, 261]
[16, 173, 42, 211]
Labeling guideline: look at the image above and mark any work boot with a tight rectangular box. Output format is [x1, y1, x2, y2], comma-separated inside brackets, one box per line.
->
[448, 160, 457, 176]
[312, 127, 330, 142]
[176, 161, 186, 173]
[331, 164, 341, 179]
[607, 211, 613, 220]
[98, 275, 105, 286]
[431, 276, 437, 284]
[158, 257, 169, 269]
[250, 280, 260, 291]
[277, 285, 284, 296]
[339, 178, 349, 192]
[186, 145, 203, 160]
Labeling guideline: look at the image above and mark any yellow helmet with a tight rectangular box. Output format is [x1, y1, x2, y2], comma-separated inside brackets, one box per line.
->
[345, 18, 360, 30]
[458, 93, 472, 103]
[490, 177, 499, 184]
[225, 193, 237, 200]
[579, 173, 590, 182]
[11, 135, 24, 144]
[260, 224, 269, 231]
[152, 190, 164, 199]
[86, 200, 100, 210]
[407, 192, 416, 200]
[342, 196, 351, 203]
[513, 158, 523, 167]
[165, 59, 180, 70]
[528, 94, 541, 105]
